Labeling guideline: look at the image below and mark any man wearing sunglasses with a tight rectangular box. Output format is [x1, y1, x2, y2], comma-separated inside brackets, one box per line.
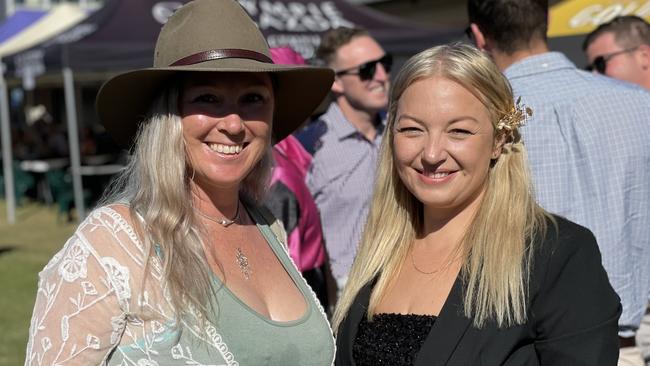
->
[583, 16, 650, 90]
[297, 27, 390, 295]
[468, 1, 650, 365]
[585, 16, 650, 366]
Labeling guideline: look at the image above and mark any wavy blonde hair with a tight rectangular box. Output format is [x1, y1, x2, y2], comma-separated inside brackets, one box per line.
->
[332, 43, 553, 331]
[100, 76, 273, 323]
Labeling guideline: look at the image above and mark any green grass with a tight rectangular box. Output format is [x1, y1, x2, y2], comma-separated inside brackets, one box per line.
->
[0, 200, 76, 366]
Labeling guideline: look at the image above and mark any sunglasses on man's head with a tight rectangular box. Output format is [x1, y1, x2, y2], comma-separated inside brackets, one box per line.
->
[335, 54, 393, 81]
[585, 47, 638, 74]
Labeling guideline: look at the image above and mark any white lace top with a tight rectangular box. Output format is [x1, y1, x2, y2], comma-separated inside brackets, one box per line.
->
[24, 205, 335, 365]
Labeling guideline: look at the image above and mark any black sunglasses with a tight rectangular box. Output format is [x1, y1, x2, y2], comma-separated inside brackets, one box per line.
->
[585, 47, 638, 74]
[335, 54, 393, 81]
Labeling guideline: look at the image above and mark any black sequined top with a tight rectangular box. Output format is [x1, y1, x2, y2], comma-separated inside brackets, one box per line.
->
[352, 313, 437, 365]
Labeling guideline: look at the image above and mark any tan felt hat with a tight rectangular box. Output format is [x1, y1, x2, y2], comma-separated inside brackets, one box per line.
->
[96, 0, 334, 148]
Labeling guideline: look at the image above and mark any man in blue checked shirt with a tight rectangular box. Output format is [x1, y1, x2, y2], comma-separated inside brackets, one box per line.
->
[467, 0, 650, 365]
[297, 27, 390, 294]
[584, 15, 650, 366]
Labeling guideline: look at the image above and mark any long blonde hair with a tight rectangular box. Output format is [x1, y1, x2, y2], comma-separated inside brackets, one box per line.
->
[100, 76, 273, 323]
[332, 43, 553, 330]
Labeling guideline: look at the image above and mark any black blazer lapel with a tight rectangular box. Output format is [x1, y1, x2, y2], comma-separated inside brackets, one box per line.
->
[336, 282, 373, 366]
[414, 276, 472, 366]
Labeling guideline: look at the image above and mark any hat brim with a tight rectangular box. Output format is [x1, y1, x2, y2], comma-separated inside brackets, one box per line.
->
[96, 58, 334, 148]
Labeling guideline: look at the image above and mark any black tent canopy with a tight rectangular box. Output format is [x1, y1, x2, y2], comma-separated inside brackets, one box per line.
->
[7, 0, 188, 79]
[239, 0, 460, 59]
[6, 0, 460, 78]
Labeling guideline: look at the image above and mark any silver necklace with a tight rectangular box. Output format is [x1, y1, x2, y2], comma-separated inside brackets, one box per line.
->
[195, 201, 241, 227]
[196, 201, 252, 279]
[410, 248, 459, 276]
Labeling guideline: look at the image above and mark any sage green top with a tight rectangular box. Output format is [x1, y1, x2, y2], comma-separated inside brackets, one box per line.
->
[25, 203, 335, 366]
[206, 203, 335, 365]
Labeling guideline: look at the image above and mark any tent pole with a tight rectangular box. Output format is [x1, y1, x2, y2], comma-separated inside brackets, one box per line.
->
[0, 61, 15, 224]
[63, 67, 84, 221]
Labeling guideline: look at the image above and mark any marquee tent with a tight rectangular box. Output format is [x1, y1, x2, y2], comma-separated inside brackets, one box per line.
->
[0, 0, 188, 222]
[4, 0, 186, 82]
[0, 3, 89, 224]
[0, 8, 46, 223]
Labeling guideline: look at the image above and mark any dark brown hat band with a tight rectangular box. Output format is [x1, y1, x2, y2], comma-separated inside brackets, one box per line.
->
[170, 48, 273, 66]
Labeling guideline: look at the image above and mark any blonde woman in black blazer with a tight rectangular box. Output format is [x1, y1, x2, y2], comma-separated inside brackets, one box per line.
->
[332, 43, 620, 365]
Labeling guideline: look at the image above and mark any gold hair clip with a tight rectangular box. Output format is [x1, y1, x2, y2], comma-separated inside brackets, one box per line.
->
[497, 96, 532, 136]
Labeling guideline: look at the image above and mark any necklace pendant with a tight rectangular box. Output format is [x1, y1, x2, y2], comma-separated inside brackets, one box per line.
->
[219, 218, 234, 227]
[235, 247, 252, 280]
[195, 200, 240, 227]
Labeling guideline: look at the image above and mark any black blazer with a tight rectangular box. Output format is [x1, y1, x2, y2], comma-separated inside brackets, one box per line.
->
[336, 216, 621, 365]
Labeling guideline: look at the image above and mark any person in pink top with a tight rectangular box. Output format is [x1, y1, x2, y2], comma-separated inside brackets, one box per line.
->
[265, 47, 331, 308]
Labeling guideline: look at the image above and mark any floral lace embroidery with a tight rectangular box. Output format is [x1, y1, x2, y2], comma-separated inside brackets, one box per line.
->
[25, 206, 238, 366]
[58, 240, 90, 283]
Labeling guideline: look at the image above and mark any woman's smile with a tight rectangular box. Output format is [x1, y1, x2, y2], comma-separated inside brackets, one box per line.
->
[416, 169, 458, 185]
[206, 142, 245, 155]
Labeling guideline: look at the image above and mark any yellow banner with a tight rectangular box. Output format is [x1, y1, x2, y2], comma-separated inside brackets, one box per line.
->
[549, 0, 650, 37]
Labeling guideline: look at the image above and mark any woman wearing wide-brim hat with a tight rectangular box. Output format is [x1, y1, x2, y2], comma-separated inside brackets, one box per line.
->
[24, 1, 335, 365]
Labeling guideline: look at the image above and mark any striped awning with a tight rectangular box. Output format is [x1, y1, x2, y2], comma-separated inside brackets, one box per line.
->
[0, 4, 89, 58]
[0, 9, 46, 44]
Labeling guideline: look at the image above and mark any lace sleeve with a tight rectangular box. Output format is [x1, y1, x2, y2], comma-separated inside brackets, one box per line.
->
[25, 207, 144, 365]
